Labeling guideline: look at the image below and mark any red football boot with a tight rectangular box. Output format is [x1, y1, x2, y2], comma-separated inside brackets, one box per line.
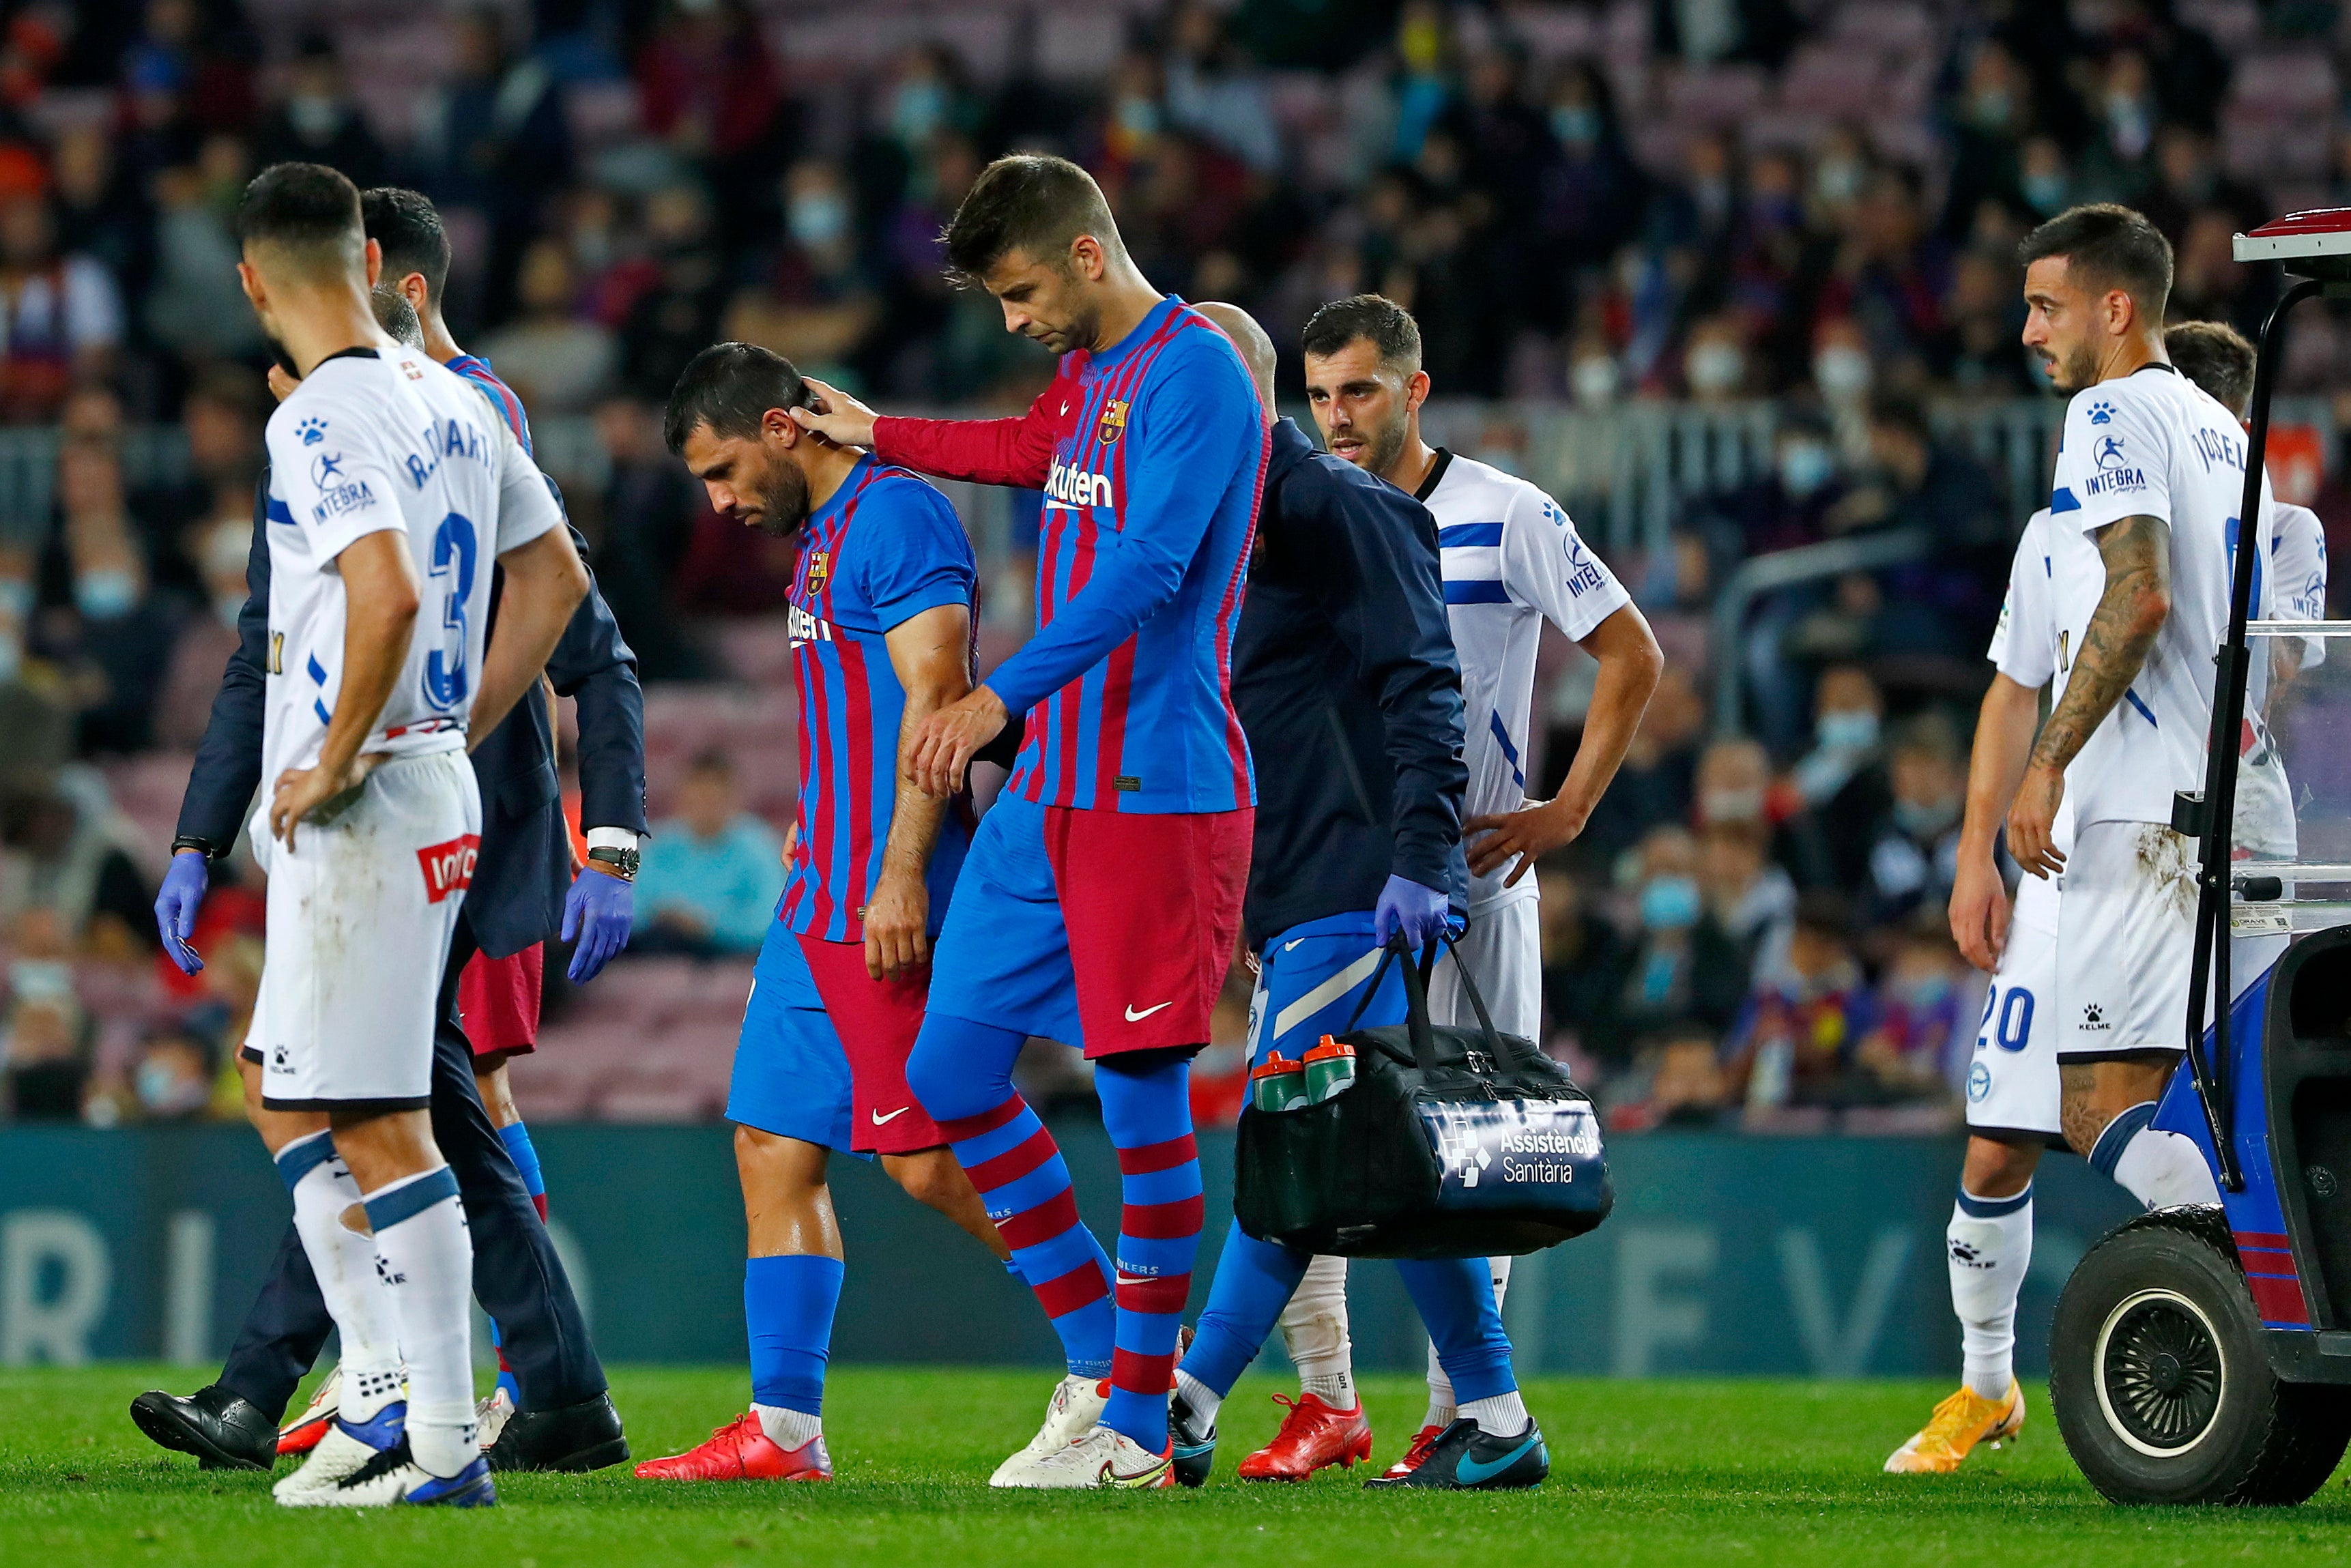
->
[633, 1413, 833, 1481]
[1235, 1393, 1374, 1481]
[1376, 1423, 1446, 1481]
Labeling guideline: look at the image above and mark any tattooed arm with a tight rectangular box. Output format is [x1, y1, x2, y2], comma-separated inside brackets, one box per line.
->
[2006, 513, 2172, 877]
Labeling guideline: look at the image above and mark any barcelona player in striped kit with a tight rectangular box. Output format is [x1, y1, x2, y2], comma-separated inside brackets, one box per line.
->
[637, 343, 1023, 1482]
[879, 156, 1266, 1490]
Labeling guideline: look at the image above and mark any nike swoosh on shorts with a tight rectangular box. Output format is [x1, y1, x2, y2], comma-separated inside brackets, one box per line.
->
[871, 1107, 910, 1125]
[1125, 1002, 1173, 1022]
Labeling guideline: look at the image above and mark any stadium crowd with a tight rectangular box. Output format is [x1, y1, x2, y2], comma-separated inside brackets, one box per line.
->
[0, 0, 2341, 1135]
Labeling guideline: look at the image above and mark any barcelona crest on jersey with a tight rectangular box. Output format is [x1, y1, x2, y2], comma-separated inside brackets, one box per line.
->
[1098, 398, 1128, 445]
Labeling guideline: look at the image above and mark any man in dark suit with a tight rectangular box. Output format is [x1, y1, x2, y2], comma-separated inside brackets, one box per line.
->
[129, 296, 648, 1477]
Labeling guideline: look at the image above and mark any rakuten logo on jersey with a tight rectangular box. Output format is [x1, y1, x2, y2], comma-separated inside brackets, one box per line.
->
[416, 833, 481, 903]
[787, 603, 833, 647]
[1045, 459, 1113, 510]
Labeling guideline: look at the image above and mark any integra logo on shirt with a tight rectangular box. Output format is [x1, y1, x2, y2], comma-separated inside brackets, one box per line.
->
[1045, 458, 1113, 510]
[787, 603, 833, 646]
[312, 479, 377, 522]
[2079, 464, 2148, 499]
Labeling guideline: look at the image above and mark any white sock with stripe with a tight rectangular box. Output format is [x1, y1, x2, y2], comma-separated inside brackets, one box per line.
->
[277, 1132, 403, 1423]
[1948, 1184, 2032, 1402]
[364, 1165, 476, 1478]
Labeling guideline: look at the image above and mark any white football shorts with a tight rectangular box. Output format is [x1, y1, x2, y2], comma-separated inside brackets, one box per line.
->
[1430, 893, 1541, 1040]
[2056, 819, 2287, 1062]
[250, 750, 480, 1111]
[1965, 875, 2062, 1140]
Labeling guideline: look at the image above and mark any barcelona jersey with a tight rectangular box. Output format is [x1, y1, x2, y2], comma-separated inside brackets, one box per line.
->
[985, 295, 1269, 815]
[779, 456, 977, 943]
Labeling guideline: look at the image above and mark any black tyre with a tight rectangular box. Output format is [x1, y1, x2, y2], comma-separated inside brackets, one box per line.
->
[2050, 1215, 2351, 1505]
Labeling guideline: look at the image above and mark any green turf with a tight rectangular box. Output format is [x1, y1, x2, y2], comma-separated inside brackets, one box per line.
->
[9, 1366, 2351, 1566]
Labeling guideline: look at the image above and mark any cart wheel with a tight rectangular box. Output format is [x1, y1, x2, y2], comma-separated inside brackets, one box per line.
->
[2050, 1215, 2351, 1505]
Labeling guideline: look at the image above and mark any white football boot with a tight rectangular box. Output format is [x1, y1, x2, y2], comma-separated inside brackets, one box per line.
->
[274, 1400, 409, 1505]
[1007, 1422, 1174, 1490]
[988, 1374, 1109, 1487]
[474, 1386, 517, 1451]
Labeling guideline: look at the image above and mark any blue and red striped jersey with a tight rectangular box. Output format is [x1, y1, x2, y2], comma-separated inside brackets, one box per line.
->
[446, 353, 532, 455]
[985, 295, 1269, 815]
[779, 455, 978, 944]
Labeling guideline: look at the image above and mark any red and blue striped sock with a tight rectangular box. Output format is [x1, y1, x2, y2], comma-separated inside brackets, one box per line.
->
[1096, 1056, 1203, 1452]
[938, 1094, 1116, 1380]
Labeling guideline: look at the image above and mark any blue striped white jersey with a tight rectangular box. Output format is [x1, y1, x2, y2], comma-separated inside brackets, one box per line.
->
[259, 346, 563, 795]
[2045, 366, 2273, 828]
[1418, 448, 1628, 912]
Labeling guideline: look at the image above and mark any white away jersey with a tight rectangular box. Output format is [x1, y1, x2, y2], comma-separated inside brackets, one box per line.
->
[2047, 365, 2273, 827]
[1422, 450, 1630, 912]
[1986, 508, 2077, 923]
[260, 347, 564, 793]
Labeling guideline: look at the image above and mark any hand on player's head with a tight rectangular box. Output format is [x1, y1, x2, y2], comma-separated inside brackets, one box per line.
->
[785, 378, 876, 449]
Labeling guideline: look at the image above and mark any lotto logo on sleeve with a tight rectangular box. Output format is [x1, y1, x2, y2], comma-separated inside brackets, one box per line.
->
[416, 834, 482, 903]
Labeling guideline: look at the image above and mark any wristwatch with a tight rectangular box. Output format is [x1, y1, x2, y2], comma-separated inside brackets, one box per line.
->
[586, 844, 639, 880]
[171, 834, 220, 860]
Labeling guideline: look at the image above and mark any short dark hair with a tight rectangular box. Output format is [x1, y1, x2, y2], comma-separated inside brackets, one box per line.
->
[361, 186, 450, 301]
[237, 162, 363, 272]
[2017, 203, 2174, 321]
[662, 341, 809, 455]
[370, 284, 424, 349]
[2165, 319, 2256, 416]
[942, 154, 1121, 285]
[1301, 293, 1422, 375]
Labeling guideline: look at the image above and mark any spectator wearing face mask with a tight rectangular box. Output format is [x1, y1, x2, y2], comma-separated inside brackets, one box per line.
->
[1861, 714, 1966, 931]
[152, 513, 255, 751]
[1614, 825, 1750, 1051]
[1854, 918, 1975, 1118]
[38, 401, 181, 755]
[1726, 890, 1878, 1122]
[1680, 313, 1750, 403]
[130, 1026, 218, 1122]
[1692, 735, 1826, 887]
[1791, 664, 1894, 888]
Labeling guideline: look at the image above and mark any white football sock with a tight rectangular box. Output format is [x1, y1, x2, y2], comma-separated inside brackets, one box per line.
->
[1280, 1255, 1355, 1409]
[1948, 1185, 2032, 1401]
[754, 1403, 822, 1449]
[1174, 1369, 1222, 1429]
[364, 1165, 477, 1477]
[278, 1133, 403, 1423]
[1461, 1390, 1529, 1438]
[2111, 1127, 2222, 1208]
[1424, 1255, 1510, 1427]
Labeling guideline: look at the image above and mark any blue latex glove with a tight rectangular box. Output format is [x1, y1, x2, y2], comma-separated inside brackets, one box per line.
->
[155, 850, 208, 975]
[1372, 873, 1449, 951]
[562, 865, 634, 983]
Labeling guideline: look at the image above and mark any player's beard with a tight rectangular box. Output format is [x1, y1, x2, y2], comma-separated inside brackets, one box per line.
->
[750, 458, 811, 539]
[261, 327, 300, 381]
[2043, 339, 2097, 394]
[1357, 406, 1411, 481]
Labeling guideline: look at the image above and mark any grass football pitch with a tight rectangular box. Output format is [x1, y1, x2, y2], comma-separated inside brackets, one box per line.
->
[12, 1365, 2351, 1566]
